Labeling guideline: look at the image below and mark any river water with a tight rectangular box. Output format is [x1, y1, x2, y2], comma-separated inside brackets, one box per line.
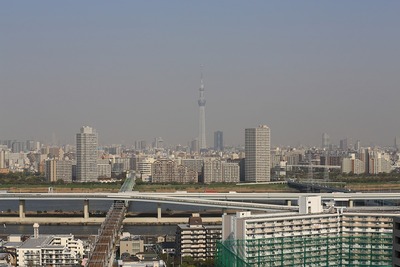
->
[0, 224, 177, 237]
[0, 200, 213, 213]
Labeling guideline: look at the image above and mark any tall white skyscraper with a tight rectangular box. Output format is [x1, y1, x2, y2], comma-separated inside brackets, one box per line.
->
[245, 125, 270, 182]
[322, 133, 330, 149]
[198, 73, 206, 150]
[76, 126, 98, 182]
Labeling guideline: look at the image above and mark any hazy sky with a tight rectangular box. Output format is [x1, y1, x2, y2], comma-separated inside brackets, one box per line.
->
[1, 1, 400, 147]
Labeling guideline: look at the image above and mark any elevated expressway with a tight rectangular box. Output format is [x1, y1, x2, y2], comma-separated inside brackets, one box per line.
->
[1, 192, 400, 214]
[0, 192, 299, 213]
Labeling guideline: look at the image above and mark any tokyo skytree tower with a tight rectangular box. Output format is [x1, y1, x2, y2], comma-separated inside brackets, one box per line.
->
[198, 72, 206, 150]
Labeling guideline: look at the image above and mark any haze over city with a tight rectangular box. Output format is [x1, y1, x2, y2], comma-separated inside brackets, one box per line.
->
[1, 1, 400, 147]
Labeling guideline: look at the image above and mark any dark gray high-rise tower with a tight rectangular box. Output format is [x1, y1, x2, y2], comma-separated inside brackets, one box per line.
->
[198, 72, 206, 150]
[214, 131, 223, 151]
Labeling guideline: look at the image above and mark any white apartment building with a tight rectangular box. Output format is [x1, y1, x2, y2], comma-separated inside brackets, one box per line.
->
[341, 154, 365, 174]
[137, 158, 155, 182]
[369, 151, 392, 174]
[17, 234, 84, 266]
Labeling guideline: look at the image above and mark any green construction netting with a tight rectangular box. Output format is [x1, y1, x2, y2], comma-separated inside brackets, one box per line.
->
[215, 234, 392, 267]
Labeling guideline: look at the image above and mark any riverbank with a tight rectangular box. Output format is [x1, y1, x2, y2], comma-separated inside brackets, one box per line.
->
[0, 182, 297, 193]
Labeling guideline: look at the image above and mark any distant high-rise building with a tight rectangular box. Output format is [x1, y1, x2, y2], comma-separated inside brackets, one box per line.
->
[360, 148, 370, 174]
[11, 141, 26, 153]
[395, 137, 400, 151]
[214, 131, 223, 151]
[0, 150, 5, 169]
[76, 126, 98, 182]
[198, 72, 207, 150]
[355, 140, 361, 151]
[135, 140, 147, 151]
[322, 133, 330, 149]
[26, 140, 38, 152]
[340, 138, 348, 151]
[245, 125, 271, 182]
[190, 139, 199, 154]
[153, 137, 164, 149]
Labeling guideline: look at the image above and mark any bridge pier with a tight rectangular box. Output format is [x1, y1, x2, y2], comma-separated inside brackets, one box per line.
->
[84, 200, 89, 219]
[285, 200, 292, 207]
[19, 200, 25, 218]
[349, 200, 354, 208]
[157, 204, 162, 220]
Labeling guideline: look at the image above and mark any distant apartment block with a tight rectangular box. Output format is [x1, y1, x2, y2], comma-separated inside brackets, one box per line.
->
[181, 158, 204, 174]
[152, 159, 197, 183]
[97, 159, 112, 179]
[45, 159, 73, 182]
[341, 151, 392, 174]
[203, 158, 239, 183]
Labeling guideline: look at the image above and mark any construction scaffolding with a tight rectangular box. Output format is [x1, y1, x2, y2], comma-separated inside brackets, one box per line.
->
[215, 234, 392, 267]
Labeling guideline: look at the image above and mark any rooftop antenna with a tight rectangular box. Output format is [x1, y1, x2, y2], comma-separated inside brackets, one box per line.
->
[200, 64, 204, 88]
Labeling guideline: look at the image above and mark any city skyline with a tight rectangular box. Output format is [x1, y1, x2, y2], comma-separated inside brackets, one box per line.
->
[1, 1, 400, 147]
